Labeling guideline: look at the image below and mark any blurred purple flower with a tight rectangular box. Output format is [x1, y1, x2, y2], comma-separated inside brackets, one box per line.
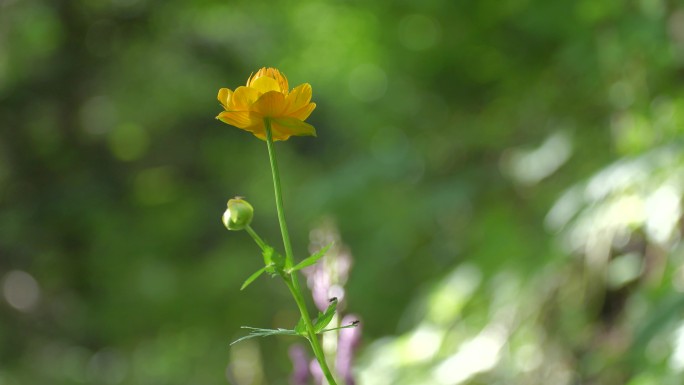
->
[310, 358, 323, 385]
[305, 221, 353, 312]
[289, 344, 309, 385]
[293, 220, 361, 385]
[337, 315, 362, 385]
[303, 261, 332, 312]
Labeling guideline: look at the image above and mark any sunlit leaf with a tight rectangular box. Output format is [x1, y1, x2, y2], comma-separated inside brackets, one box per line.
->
[290, 243, 333, 273]
[240, 265, 268, 291]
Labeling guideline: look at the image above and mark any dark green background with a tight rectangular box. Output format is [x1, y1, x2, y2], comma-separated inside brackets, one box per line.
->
[2, 0, 684, 384]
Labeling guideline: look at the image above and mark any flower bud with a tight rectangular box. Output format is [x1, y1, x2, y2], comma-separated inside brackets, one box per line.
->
[222, 197, 254, 231]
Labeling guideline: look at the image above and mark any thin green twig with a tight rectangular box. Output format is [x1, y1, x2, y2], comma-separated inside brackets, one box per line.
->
[245, 225, 267, 251]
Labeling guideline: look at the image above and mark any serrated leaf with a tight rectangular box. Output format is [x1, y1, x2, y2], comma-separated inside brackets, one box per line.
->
[314, 297, 338, 333]
[294, 318, 307, 336]
[291, 243, 333, 273]
[230, 326, 299, 346]
[240, 265, 268, 291]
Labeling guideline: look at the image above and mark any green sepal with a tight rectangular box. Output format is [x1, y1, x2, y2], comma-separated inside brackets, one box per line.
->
[262, 247, 285, 276]
[314, 297, 338, 333]
[262, 246, 274, 265]
[294, 318, 307, 336]
[273, 251, 285, 269]
[240, 265, 268, 291]
[290, 243, 333, 273]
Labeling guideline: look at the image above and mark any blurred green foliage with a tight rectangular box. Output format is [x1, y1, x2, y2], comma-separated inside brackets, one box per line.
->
[1, 0, 684, 384]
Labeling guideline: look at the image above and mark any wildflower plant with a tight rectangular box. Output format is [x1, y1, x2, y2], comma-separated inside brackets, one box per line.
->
[217, 68, 358, 385]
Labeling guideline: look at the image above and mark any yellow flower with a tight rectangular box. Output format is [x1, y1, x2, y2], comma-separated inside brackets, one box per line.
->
[216, 68, 317, 141]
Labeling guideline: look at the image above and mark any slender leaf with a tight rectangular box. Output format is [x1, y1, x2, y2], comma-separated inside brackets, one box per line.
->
[230, 326, 299, 346]
[240, 265, 268, 291]
[319, 321, 360, 334]
[314, 297, 338, 333]
[291, 243, 333, 273]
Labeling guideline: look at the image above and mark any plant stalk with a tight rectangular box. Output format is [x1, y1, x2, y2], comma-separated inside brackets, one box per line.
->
[245, 225, 267, 251]
[263, 119, 338, 385]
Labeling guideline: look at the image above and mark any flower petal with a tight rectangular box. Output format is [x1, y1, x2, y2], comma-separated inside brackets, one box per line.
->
[252, 91, 287, 117]
[288, 102, 316, 121]
[271, 117, 317, 140]
[243, 122, 268, 140]
[249, 68, 289, 92]
[217, 111, 262, 129]
[285, 83, 312, 114]
[249, 76, 282, 95]
[217, 88, 233, 109]
[231, 86, 261, 110]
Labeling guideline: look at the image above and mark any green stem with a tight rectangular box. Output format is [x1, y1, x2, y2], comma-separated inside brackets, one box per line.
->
[284, 278, 336, 384]
[264, 119, 295, 270]
[264, 119, 338, 385]
[245, 225, 267, 251]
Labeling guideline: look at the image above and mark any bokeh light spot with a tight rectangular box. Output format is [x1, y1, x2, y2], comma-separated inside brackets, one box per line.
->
[670, 321, 684, 371]
[398, 14, 441, 51]
[403, 324, 443, 363]
[108, 123, 149, 161]
[515, 343, 543, 372]
[80, 96, 117, 135]
[227, 340, 263, 385]
[133, 167, 178, 205]
[432, 325, 506, 384]
[427, 264, 481, 325]
[2, 270, 40, 312]
[609, 81, 635, 109]
[669, 9, 684, 49]
[86, 348, 128, 384]
[673, 264, 684, 292]
[501, 131, 573, 186]
[607, 252, 643, 289]
[348, 63, 387, 102]
[644, 184, 682, 244]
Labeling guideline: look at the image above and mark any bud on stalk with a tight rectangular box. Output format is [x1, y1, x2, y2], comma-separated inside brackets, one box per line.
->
[222, 197, 254, 231]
